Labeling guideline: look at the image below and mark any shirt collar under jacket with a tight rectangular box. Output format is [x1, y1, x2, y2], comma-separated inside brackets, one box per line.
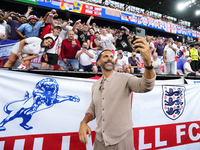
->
[101, 71, 117, 82]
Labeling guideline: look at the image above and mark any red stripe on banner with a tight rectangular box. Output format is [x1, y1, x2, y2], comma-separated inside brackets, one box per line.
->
[133, 121, 200, 150]
[1, 121, 200, 149]
[0, 132, 96, 150]
[131, 92, 133, 109]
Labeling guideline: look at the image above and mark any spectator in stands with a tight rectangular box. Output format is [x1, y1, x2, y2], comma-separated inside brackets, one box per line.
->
[100, 28, 116, 50]
[75, 42, 97, 72]
[184, 57, 200, 76]
[74, 20, 90, 48]
[128, 50, 142, 73]
[2, 12, 27, 40]
[152, 52, 163, 74]
[89, 28, 96, 49]
[128, 35, 134, 49]
[164, 38, 168, 45]
[163, 37, 178, 74]
[92, 31, 106, 50]
[155, 39, 165, 56]
[40, 9, 58, 38]
[189, 44, 199, 72]
[0, 24, 5, 39]
[16, 10, 50, 38]
[177, 42, 184, 59]
[0, 13, 11, 41]
[198, 47, 200, 73]
[146, 35, 156, 54]
[114, 48, 129, 73]
[185, 47, 190, 59]
[115, 26, 133, 52]
[60, 19, 76, 40]
[60, 30, 81, 71]
[40, 26, 62, 70]
[4, 36, 53, 69]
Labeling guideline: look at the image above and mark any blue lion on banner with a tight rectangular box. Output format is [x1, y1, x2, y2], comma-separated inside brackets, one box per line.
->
[0, 78, 80, 131]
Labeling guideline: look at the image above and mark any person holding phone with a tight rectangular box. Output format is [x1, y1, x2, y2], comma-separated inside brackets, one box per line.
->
[75, 42, 97, 72]
[114, 47, 129, 73]
[128, 50, 143, 73]
[79, 36, 155, 149]
[60, 30, 81, 71]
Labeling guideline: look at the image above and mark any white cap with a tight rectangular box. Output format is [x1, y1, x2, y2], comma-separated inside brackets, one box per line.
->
[187, 57, 192, 61]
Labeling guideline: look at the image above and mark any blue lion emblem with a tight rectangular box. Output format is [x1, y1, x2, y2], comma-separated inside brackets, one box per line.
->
[162, 86, 185, 120]
[165, 88, 182, 97]
[0, 78, 80, 131]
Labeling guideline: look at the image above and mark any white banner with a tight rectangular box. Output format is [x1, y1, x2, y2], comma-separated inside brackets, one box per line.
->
[0, 70, 200, 150]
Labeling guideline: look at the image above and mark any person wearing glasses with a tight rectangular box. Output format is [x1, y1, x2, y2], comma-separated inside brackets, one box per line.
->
[75, 42, 97, 72]
[79, 36, 155, 150]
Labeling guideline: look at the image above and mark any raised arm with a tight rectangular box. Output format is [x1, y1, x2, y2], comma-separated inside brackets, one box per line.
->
[134, 36, 155, 80]
[48, 13, 57, 27]
[121, 26, 130, 35]
[86, 16, 94, 27]
[2, 11, 16, 21]
[24, 7, 33, 18]
[41, 11, 51, 24]
[61, 21, 68, 30]
[72, 20, 81, 34]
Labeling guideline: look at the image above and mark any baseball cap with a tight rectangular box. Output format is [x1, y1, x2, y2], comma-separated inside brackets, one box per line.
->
[164, 38, 168, 42]
[116, 30, 121, 34]
[27, 15, 38, 20]
[187, 57, 192, 61]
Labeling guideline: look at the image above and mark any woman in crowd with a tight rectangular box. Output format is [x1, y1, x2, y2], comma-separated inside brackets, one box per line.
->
[4, 36, 53, 69]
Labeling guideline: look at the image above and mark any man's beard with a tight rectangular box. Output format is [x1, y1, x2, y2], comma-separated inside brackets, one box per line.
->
[29, 21, 35, 25]
[101, 60, 115, 71]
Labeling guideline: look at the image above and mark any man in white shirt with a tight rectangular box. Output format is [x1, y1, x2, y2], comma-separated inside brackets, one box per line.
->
[40, 26, 62, 70]
[0, 24, 5, 39]
[100, 28, 116, 50]
[163, 37, 178, 74]
[152, 52, 163, 74]
[184, 57, 200, 76]
[146, 35, 156, 54]
[75, 42, 97, 72]
[93, 31, 106, 50]
[114, 48, 129, 73]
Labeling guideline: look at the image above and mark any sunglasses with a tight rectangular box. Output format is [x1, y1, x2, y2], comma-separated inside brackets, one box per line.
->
[0, 14, 4, 18]
[99, 79, 105, 91]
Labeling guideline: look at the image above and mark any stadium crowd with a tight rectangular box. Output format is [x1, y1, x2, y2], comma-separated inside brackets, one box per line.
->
[0, 6, 200, 76]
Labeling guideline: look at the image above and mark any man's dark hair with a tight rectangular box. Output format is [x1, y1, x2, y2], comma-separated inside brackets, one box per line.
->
[20, 15, 27, 19]
[117, 47, 123, 51]
[95, 31, 99, 34]
[54, 26, 62, 31]
[190, 44, 194, 47]
[43, 36, 54, 41]
[96, 49, 112, 62]
[12, 16, 19, 21]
